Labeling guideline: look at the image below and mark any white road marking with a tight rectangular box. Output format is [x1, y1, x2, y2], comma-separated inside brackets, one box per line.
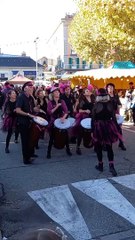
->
[123, 128, 135, 133]
[112, 174, 135, 191]
[28, 175, 135, 239]
[28, 185, 91, 240]
[72, 179, 135, 226]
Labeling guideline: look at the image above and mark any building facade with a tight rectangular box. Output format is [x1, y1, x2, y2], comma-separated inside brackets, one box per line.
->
[46, 14, 103, 76]
[0, 53, 43, 81]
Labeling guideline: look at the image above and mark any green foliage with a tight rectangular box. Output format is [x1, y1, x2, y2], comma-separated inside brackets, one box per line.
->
[69, 0, 135, 64]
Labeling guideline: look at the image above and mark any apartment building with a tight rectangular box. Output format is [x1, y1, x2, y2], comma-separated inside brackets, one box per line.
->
[46, 14, 103, 76]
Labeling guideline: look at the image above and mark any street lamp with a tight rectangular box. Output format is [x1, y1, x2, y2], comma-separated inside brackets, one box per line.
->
[34, 37, 39, 81]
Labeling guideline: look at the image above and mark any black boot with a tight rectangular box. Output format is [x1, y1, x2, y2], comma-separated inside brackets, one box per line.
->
[118, 141, 126, 151]
[76, 147, 82, 155]
[5, 147, 10, 153]
[46, 151, 51, 159]
[66, 148, 72, 156]
[109, 164, 117, 176]
[95, 162, 103, 172]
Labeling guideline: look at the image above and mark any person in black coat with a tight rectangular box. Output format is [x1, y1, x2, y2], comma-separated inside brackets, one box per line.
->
[91, 88, 122, 176]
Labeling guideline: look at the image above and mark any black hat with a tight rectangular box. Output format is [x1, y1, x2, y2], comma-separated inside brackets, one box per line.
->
[22, 81, 33, 91]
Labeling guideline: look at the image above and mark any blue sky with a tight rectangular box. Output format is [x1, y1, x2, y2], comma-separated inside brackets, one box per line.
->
[0, 0, 76, 59]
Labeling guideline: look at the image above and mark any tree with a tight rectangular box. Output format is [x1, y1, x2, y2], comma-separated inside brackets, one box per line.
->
[69, 0, 135, 65]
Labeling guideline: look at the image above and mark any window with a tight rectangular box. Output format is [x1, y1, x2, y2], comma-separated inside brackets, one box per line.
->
[1, 74, 5, 78]
[69, 57, 73, 69]
[82, 60, 86, 69]
[76, 58, 80, 69]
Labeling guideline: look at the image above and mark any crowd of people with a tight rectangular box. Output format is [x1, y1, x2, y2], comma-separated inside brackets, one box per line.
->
[0, 80, 135, 177]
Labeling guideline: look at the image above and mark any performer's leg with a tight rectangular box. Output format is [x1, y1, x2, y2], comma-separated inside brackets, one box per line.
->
[46, 129, 54, 159]
[65, 130, 72, 156]
[14, 125, 19, 143]
[106, 144, 117, 176]
[19, 125, 32, 163]
[118, 126, 126, 151]
[95, 142, 103, 172]
[5, 128, 13, 153]
[76, 126, 83, 155]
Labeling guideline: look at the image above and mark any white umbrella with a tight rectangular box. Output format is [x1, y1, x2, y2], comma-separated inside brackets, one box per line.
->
[7, 74, 33, 85]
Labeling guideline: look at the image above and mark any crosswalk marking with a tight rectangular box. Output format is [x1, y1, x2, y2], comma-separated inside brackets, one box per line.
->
[28, 174, 135, 240]
[28, 185, 91, 240]
[112, 174, 135, 191]
[72, 178, 135, 226]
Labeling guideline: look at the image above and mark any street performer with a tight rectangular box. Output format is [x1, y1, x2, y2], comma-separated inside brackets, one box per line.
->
[91, 88, 122, 176]
[74, 87, 94, 155]
[46, 86, 72, 159]
[16, 81, 39, 164]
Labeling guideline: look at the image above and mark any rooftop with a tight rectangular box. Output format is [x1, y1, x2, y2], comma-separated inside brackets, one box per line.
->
[0, 54, 43, 68]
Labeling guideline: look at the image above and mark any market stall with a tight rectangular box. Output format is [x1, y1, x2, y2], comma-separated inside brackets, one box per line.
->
[71, 68, 135, 89]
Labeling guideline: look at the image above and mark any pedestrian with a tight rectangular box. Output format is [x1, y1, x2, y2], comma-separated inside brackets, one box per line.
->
[125, 82, 135, 125]
[91, 88, 122, 176]
[2, 90, 19, 153]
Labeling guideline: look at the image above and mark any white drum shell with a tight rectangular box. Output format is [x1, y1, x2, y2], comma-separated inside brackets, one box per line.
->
[81, 118, 92, 129]
[68, 117, 76, 127]
[33, 116, 48, 126]
[54, 118, 71, 129]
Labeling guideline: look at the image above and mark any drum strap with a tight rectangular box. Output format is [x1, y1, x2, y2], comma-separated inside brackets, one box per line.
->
[35, 124, 45, 132]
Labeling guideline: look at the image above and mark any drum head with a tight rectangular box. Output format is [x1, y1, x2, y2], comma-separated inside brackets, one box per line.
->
[68, 117, 75, 127]
[54, 118, 71, 129]
[33, 116, 48, 126]
[116, 114, 124, 125]
[81, 118, 92, 129]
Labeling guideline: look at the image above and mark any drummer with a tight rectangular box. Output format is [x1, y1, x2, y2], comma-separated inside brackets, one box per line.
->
[74, 87, 95, 155]
[106, 83, 126, 151]
[91, 88, 122, 176]
[34, 88, 49, 146]
[61, 84, 75, 117]
[16, 81, 40, 164]
[35, 88, 48, 118]
[46, 86, 72, 159]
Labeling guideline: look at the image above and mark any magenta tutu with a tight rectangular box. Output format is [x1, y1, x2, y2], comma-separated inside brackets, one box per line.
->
[92, 119, 122, 145]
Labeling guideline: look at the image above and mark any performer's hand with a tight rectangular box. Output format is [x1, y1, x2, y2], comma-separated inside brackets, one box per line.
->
[60, 117, 65, 123]
[57, 103, 62, 108]
[27, 113, 34, 118]
[86, 110, 90, 114]
[40, 109, 46, 114]
[33, 106, 40, 113]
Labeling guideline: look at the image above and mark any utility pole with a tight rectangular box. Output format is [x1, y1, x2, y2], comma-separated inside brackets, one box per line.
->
[34, 37, 39, 81]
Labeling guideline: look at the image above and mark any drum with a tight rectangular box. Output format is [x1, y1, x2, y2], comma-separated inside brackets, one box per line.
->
[53, 118, 70, 149]
[29, 116, 48, 150]
[81, 118, 93, 148]
[67, 117, 76, 143]
[116, 114, 124, 125]
[68, 117, 76, 127]
[33, 116, 48, 127]
[68, 117, 76, 143]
